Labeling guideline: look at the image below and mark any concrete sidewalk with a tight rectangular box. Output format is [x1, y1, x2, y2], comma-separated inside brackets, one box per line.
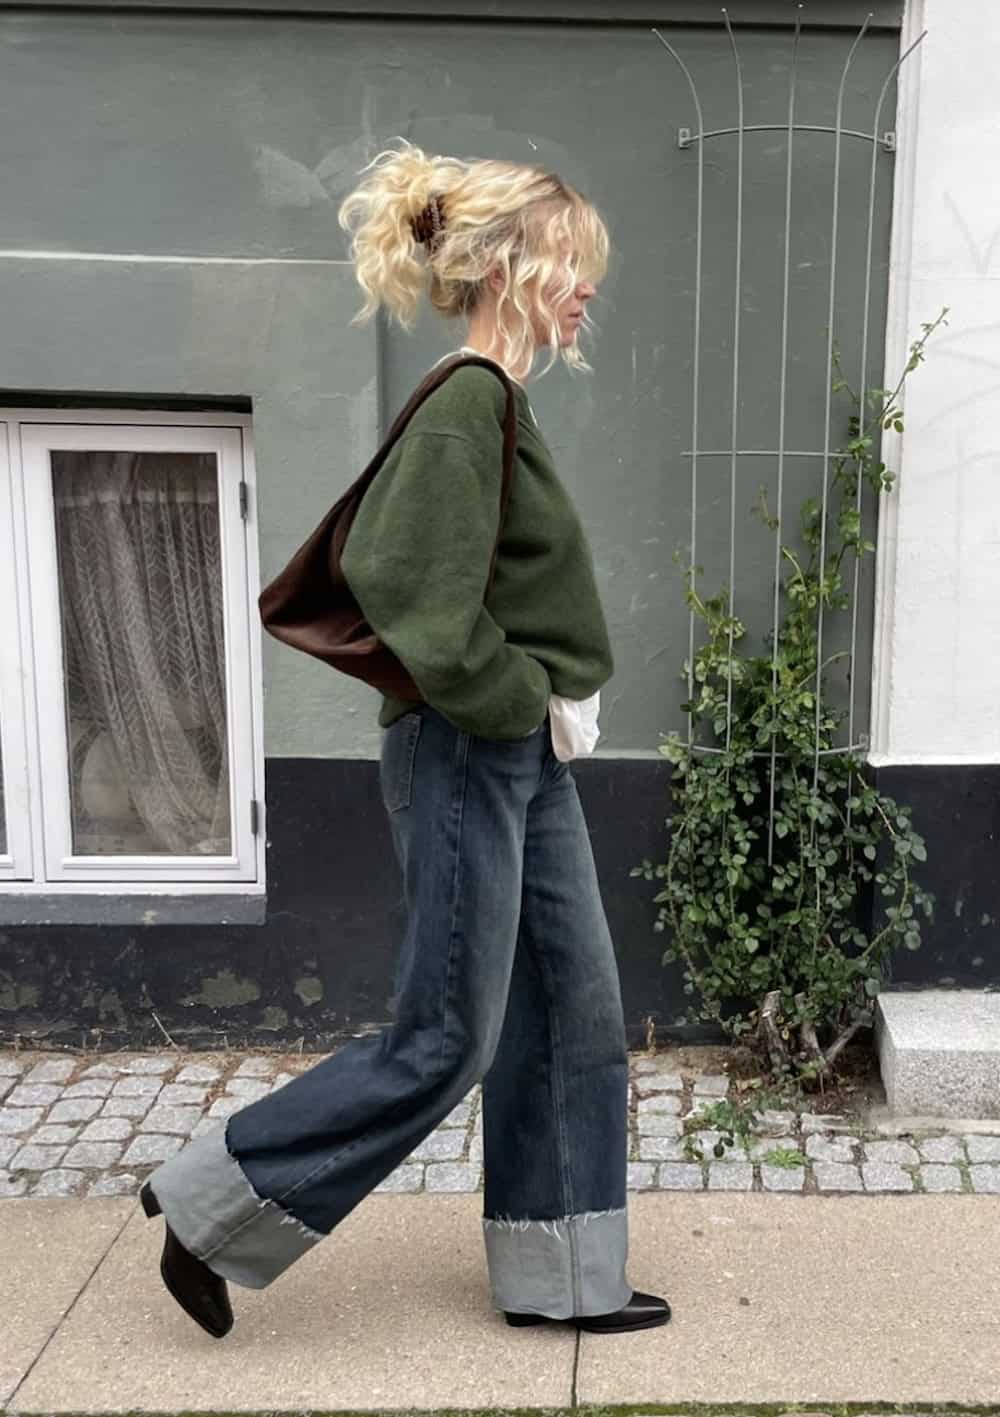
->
[4, 1190, 1000, 1414]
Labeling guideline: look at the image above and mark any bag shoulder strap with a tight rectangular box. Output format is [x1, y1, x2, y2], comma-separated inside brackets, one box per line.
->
[356, 353, 518, 519]
[347, 353, 519, 595]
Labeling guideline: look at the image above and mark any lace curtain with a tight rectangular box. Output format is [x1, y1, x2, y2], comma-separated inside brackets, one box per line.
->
[52, 450, 231, 855]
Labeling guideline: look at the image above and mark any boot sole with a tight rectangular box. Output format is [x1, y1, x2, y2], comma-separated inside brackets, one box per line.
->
[576, 1310, 671, 1333]
[506, 1309, 671, 1333]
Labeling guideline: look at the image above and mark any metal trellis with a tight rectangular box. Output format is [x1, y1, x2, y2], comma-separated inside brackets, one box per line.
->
[652, 6, 926, 863]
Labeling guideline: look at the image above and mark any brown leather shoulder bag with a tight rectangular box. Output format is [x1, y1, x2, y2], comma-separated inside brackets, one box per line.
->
[258, 353, 517, 700]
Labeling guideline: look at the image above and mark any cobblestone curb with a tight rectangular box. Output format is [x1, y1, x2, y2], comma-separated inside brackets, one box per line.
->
[1, 1048, 998, 1199]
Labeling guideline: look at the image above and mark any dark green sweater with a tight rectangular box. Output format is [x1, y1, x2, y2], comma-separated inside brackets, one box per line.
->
[341, 362, 614, 740]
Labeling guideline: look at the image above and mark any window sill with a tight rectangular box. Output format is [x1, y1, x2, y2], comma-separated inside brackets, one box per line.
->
[0, 893, 267, 927]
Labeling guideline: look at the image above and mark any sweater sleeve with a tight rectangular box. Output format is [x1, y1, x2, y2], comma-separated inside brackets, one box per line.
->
[341, 425, 551, 740]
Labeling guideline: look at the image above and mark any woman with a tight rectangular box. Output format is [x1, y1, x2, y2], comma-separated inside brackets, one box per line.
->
[140, 140, 670, 1341]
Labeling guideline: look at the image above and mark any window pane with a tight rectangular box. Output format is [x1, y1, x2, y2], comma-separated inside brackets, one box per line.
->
[50, 450, 231, 856]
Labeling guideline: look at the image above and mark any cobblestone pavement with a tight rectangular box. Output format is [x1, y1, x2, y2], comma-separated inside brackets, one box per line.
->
[2, 1048, 999, 1200]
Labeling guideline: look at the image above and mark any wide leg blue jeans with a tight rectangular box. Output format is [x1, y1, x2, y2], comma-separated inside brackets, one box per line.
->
[147, 703, 631, 1319]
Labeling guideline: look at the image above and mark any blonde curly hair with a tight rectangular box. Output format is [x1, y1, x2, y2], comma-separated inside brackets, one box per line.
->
[338, 139, 609, 376]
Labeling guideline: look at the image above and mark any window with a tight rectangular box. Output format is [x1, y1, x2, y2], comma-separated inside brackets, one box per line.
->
[0, 412, 263, 892]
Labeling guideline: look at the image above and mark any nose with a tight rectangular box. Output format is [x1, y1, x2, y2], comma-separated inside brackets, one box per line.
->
[576, 280, 597, 301]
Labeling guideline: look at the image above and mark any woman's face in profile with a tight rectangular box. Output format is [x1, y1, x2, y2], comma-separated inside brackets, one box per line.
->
[553, 276, 598, 348]
[534, 249, 598, 350]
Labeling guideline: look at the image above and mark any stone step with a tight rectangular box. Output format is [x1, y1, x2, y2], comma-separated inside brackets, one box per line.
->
[876, 989, 1000, 1119]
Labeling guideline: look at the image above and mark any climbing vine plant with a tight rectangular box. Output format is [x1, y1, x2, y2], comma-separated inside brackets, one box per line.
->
[634, 310, 947, 1089]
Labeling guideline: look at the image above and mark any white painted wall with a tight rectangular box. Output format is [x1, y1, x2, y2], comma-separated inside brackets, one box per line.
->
[871, 0, 1000, 765]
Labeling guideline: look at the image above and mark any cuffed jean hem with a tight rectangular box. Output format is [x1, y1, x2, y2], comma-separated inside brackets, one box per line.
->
[146, 1124, 323, 1289]
[482, 1207, 630, 1319]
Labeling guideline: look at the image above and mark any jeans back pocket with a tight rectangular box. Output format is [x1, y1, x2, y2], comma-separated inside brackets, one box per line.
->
[380, 711, 423, 814]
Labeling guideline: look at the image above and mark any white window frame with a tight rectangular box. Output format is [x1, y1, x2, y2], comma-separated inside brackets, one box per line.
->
[0, 409, 265, 894]
[0, 423, 36, 880]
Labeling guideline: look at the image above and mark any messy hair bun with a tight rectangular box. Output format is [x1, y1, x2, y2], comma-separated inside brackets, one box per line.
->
[338, 139, 609, 375]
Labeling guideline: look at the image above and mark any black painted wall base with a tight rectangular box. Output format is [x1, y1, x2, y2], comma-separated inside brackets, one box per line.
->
[872, 764, 1000, 990]
[0, 758, 995, 1051]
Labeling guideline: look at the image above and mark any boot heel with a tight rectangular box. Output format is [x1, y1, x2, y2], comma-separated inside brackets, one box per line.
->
[140, 1182, 162, 1218]
[505, 1311, 546, 1327]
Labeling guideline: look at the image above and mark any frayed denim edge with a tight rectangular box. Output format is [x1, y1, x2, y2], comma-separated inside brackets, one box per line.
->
[482, 1205, 626, 1242]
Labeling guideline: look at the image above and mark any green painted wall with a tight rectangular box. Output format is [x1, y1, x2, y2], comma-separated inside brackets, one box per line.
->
[0, 9, 898, 757]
